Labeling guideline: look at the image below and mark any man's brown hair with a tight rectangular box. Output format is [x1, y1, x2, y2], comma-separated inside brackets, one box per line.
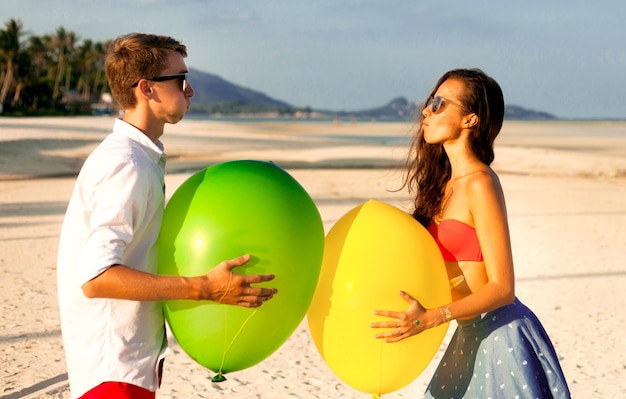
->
[105, 33, 187, 110]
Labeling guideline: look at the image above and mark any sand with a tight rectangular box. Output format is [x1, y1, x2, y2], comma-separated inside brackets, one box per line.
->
[0, 116, 625, 398]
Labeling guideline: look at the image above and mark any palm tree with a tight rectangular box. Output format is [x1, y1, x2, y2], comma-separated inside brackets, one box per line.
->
[63, 31, 78, 94]
[11, 48, 33, 108]
[19, 35, 52, 111]
[0, 18, 25, 112]
[0, 20, 113, 114]
[76, 39, 93, 100]
[91, 40, 109, 97]
[51, 26, 68, 100]
[26, 35, 47, 78]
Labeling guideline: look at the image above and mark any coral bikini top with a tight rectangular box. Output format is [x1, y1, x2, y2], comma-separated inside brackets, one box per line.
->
[428, 219, 484, 262]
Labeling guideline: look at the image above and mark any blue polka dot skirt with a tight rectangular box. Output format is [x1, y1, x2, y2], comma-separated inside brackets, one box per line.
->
[424, 298, 571, 399]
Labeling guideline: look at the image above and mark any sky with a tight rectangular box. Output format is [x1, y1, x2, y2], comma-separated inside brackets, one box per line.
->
[3, 0, 626, 119]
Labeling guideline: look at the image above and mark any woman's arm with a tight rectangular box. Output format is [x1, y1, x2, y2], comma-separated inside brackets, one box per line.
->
[372, 171, 515, 342]
[441, 171, 516, 318]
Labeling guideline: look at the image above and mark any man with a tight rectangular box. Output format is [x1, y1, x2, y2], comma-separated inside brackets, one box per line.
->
[57, 33, 277, 399]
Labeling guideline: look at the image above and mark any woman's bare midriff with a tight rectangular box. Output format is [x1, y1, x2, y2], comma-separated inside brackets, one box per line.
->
[445, 261, 488, 319]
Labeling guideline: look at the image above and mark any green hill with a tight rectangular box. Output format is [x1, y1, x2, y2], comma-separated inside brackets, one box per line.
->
[186, 68, 556, 121]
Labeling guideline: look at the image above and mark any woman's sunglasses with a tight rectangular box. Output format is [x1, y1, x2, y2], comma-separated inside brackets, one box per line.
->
[132, 73, 189, 92]
[426, 96, 464, 114]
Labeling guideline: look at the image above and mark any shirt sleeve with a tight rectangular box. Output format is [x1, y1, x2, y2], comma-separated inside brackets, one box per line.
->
[78, 157, 151, 285]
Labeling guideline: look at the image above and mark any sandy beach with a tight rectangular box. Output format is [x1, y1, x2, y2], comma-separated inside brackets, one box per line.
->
[1, 116, 625, 398]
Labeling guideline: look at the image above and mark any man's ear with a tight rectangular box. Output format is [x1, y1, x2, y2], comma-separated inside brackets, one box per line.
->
[137, 79, 153, 99]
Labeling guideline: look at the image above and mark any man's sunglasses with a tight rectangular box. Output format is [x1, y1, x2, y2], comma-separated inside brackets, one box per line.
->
[132, 73, 189, 92]
[426, 96, 464, 114]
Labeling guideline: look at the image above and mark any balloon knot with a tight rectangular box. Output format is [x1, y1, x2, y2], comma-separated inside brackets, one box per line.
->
[211, 372, 227, 382]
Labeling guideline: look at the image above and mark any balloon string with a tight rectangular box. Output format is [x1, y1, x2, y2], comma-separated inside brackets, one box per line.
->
[376, 339, 384, 399]
[213, 273, 233, 381]
[216, 273, 233, 304]
[216, 308, 259, 375]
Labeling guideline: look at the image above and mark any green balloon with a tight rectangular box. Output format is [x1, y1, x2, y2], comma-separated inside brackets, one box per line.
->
[158, 160, 324, 375]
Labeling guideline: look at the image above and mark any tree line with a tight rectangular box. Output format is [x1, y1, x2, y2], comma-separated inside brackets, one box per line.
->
[0, 18, 111, 116]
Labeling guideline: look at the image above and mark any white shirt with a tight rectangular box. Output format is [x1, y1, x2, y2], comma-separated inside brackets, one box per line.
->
[57, 119, 168, 398]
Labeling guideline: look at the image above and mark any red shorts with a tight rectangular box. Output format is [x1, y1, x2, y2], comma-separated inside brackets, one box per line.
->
[80, 382, 155, 399]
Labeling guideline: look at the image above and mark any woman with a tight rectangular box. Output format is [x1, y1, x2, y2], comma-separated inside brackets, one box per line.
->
[371, 69, 571, 398]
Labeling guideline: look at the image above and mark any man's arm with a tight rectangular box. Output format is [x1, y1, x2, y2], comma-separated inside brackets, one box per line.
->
[82, 254, 277, 308]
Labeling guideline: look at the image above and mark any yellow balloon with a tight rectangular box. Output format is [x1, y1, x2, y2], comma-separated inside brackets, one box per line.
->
[307, 200, 451, 396]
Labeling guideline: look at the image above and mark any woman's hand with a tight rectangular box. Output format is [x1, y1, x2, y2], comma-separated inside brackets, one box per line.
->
[371, 290, 430, 343]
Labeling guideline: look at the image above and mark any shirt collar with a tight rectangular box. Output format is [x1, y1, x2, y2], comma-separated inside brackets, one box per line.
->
[113, 118, 166, 163]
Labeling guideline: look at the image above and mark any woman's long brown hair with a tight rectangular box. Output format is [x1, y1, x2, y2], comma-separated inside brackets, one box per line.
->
[402, 68, 505, 227]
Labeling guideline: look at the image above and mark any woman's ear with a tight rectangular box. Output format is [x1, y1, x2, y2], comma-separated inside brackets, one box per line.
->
[464, 114, 478, 128]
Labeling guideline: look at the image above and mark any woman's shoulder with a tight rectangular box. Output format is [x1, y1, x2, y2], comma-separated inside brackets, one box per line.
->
[462, 168, 503, 198]
[458, 167, 498, 187]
